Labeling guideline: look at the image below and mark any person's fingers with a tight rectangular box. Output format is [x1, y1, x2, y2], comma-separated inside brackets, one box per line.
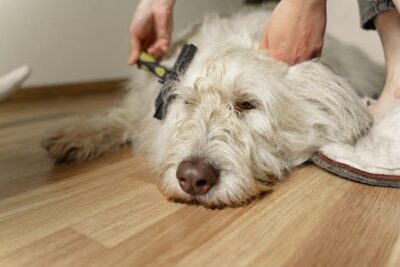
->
[259, 26, 292, 64]
[148, 38, 170, 60]
[148, 49, 162, 61]
[309, 50, 322, 60]
[260, 37, 268, 49]
[271, 48, 296, 65]
[279, 54, 295, 66]
[150, 44, 170, 61]
[292, 47, 321, 65]
[129, 34, 141, 65]
[264, 41, 292, 65]
[149, 7, 173, 60]
[259, 28, 269, 49]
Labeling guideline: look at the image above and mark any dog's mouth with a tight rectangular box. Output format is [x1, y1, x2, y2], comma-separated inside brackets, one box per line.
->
[158, 155, 274, 209]
[165, 190, 270, 209]
[159, 177, 272, 209]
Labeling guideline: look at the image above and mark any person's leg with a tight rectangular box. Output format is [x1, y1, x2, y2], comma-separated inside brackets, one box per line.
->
[370, 9, 400, 117]
[312, 1, 400, 188]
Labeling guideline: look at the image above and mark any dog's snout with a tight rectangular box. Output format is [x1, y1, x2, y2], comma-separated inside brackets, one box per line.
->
[176, 159, 219, 195]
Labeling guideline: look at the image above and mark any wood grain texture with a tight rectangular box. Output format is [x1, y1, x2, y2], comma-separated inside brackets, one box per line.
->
[0, 86, 399, 267]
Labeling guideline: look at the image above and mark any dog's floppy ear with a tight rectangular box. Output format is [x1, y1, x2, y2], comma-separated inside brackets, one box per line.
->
[286, 60, 372, 144]
[286, 59, 362, 108]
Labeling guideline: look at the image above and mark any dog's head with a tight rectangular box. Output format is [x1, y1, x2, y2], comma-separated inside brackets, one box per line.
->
[153, 45, 371, 208]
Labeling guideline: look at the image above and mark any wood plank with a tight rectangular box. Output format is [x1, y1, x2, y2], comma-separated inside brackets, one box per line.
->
[94, 204, 246, 267]
[0, 228, 107, 267]
[71, 182, 182, 247]
[170, 167, 348, 267]
[283, 185, 400, 267]
[3, 79, 126, 103]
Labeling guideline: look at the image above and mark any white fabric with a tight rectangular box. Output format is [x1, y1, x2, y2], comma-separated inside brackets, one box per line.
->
[0, 65, 31, 101]
[320, 105, 400, 175]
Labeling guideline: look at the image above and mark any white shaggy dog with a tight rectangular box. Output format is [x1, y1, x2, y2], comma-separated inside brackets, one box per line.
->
[42, 7, 383, 208]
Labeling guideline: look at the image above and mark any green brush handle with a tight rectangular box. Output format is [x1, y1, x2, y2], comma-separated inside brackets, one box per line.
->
[137, 52, 167, 78]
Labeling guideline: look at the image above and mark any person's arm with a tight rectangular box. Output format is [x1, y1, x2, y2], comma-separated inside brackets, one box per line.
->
[129, 0, 176, 65]
[260, 0, 327, 65]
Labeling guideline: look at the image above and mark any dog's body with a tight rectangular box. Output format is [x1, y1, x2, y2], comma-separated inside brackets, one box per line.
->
[43, 7, 384, 208]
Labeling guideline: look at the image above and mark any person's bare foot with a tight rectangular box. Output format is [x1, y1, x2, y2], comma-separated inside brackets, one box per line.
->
[369, 80, 400, 119]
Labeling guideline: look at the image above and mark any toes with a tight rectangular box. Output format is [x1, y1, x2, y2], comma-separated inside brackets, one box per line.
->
[55, 147, 80, 164]
[41, 133, 91, 164]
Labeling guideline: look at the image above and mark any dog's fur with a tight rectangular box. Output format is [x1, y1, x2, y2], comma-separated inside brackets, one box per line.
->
[42, 7, 384, 208]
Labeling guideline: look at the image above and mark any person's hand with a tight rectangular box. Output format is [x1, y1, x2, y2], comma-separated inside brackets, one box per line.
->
[129, 0, 176, 65]
[260, 0, 327, 65]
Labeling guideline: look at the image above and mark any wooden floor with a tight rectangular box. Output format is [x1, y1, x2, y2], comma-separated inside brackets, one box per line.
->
[0, 84, 399, 267]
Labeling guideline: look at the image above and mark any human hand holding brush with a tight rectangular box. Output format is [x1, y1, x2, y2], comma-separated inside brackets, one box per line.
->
[129, 0, 176, 65]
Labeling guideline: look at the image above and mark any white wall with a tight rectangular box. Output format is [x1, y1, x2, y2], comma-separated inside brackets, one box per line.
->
[0, 0, 243, 87]
[326, 0, 384, 65]
[0, 0, 384, 87]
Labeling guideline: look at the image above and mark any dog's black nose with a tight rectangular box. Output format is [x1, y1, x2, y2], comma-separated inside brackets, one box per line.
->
[176, 159, 219, 195]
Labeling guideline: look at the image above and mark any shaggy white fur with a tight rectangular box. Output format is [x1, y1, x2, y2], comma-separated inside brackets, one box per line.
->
[42, 7, 383, 208]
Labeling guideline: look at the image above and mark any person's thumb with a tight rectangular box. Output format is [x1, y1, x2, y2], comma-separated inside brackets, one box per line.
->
[129, 34, 141, 65]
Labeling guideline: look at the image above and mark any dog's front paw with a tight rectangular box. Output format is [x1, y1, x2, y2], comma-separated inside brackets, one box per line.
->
[41, 127, 100, 164]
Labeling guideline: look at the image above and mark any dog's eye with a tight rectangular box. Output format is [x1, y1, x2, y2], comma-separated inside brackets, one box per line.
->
[235, 101, 257, 112]
[184, 99, 194, 105]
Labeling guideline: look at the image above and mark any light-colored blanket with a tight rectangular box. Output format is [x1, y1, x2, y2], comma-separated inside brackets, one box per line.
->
[314, 104, 400, 186]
